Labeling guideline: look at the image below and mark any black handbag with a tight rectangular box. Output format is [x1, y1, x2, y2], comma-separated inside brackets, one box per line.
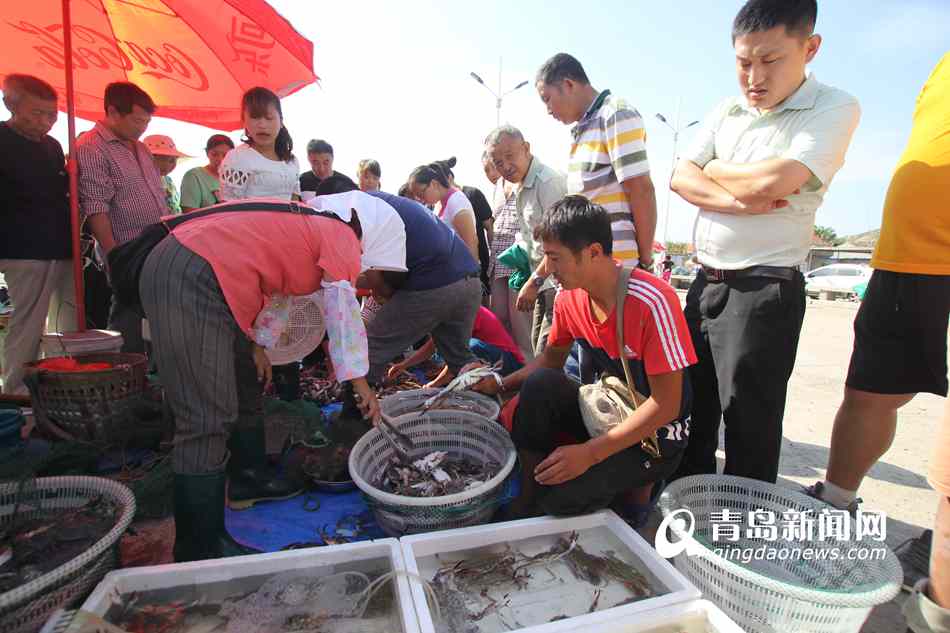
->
[107, 200, 327, 314]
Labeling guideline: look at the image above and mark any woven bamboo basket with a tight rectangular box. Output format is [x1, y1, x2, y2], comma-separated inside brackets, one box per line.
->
[21, 353, 151, 444]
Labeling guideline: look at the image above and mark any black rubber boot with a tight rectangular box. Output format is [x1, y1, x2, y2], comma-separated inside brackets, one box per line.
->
[172, 471, 259, 562]
[226, 423, 302, 510]
[271, 362, 301, 401]
[338, 382, 363, 421]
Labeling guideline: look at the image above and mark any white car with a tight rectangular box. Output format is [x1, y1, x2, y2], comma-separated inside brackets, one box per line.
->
[804, 264, 871, 298]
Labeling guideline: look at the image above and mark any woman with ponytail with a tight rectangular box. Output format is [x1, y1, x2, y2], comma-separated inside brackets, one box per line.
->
[219, 87, 301, 201]
[409, 160, 480, 261]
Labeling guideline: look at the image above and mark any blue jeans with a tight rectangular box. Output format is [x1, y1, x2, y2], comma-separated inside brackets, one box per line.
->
[469, 338, 523, 376]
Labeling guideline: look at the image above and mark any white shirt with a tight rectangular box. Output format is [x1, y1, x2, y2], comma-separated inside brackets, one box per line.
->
[436, 189, 475, 230]
[685, 74, 860, 269]
[219, 144, 301, 201]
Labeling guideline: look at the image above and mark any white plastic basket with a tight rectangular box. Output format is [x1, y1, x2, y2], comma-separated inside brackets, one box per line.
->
[349, 410, 516, 536]
[380, 388, 501, 420]
[0, 476, 136, 633]
[659, 475, 902, 633]
[77, 538, 420, 633]
[400, 510, 701, 633]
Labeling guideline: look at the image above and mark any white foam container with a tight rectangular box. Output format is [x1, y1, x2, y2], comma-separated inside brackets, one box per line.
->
[400, 510, 701, 633]
[79, 539, 421, 633]
[565, 599, 746, 632]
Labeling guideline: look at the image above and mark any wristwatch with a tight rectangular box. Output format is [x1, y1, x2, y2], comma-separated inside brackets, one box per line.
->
[531, 275, 545, 288]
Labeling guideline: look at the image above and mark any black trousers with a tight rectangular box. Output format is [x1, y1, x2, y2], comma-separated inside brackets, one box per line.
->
[513, 368, 682, 516]
[675, 270, 806, 483]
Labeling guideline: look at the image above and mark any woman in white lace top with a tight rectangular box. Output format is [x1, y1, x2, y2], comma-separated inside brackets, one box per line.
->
[219, 87, 301, 201]
[215, 87, 305, 511]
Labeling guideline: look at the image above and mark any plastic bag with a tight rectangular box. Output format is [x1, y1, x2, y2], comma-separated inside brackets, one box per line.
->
[251, 294, 292, 349]
[315, 280, 368, 383]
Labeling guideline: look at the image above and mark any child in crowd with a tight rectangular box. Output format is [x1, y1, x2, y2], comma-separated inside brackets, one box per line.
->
[218, 87, 300, 201]
[144, 134, 191, 214]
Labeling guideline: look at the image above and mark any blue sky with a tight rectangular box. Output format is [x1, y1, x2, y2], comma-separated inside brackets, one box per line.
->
[8, 0, 949, 243]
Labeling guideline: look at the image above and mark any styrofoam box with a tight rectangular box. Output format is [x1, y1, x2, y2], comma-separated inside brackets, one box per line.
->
[401, 510, 701, 633]
[79, 538, 421, 633]
[564, 599, 746, 632]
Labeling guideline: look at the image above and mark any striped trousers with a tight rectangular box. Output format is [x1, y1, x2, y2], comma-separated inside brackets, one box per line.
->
[139, 235, 260, 474]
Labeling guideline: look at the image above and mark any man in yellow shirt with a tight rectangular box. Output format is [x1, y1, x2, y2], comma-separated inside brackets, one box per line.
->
[807, 53, 950, 603]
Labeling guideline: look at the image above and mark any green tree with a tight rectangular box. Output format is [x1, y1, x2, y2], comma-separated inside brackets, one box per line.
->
[814, 225, 844, 246]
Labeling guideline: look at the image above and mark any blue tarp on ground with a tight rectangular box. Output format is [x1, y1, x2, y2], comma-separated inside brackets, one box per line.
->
[223, 370, 523, 551]
[226, 489, 387, 551]
[224, 402, 389, 551]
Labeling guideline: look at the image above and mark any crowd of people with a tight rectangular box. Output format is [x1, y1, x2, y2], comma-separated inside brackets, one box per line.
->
[1, 0, 948, 629]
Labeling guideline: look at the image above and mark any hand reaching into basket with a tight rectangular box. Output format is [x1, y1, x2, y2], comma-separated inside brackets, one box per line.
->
[352, 377, 381, 424]
[457, 361, 504, 397]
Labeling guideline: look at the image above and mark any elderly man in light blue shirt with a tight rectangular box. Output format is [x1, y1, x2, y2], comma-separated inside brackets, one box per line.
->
[486, 125, 567, 355]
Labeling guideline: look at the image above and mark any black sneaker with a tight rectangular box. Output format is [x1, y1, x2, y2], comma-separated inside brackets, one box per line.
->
[895, 530, 932, 593]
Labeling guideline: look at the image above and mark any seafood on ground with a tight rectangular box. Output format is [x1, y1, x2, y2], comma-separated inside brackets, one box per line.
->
[299, 366, 343, 405]
[376, 451, 499, 497]
[302, 444, 352, 482]
[377, 371, 425, 398]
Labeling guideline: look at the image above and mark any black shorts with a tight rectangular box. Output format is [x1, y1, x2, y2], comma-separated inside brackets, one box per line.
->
[846, 270, 950, 396]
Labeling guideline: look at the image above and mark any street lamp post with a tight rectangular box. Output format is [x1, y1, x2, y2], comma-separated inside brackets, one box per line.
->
[470, 57, 529, 127]
[656, 97, 699, 248]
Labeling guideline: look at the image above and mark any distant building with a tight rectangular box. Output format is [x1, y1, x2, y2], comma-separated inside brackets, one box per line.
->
[806, 246, 873, 272]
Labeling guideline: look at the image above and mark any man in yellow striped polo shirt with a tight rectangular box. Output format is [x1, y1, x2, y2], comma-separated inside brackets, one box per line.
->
[535, 53, 658, 271]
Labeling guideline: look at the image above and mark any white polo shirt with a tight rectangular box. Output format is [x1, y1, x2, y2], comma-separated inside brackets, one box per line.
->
[685, 74, 860, 270]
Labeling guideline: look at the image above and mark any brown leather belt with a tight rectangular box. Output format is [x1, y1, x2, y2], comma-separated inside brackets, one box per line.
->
[703, 265, 801, 283]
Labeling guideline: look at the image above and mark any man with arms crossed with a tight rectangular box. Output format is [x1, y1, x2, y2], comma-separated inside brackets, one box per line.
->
[670, 0, 860, 483]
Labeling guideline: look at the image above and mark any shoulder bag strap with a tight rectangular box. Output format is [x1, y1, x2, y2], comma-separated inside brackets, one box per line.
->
[162, 200, 327, 231]
[614, 266, 639, 406]
[614, 266, 662, 457]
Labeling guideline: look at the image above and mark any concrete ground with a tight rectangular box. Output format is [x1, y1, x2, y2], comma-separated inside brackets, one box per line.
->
[653, 295, 946, 632]
[783, 298, 943, 632]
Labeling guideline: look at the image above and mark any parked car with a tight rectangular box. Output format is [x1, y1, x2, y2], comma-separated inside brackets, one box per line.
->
[804, 264, 872, 298]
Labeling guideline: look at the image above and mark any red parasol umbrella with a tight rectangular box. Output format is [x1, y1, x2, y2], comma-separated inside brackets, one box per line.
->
[1, 0, 318, 330]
